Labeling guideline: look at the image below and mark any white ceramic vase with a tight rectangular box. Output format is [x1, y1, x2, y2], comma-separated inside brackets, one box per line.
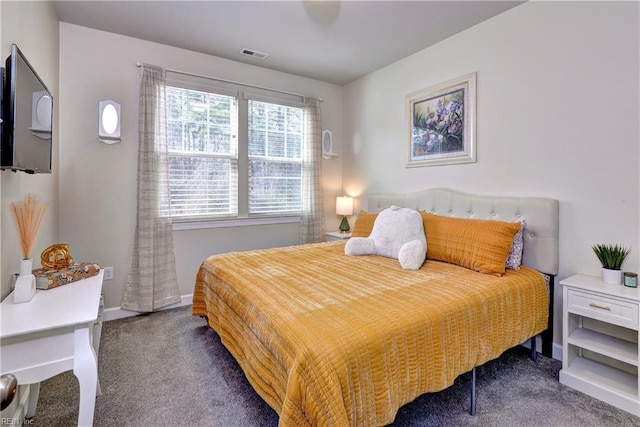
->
[13, 258, 36, 303]
[601, 268, 623, 286]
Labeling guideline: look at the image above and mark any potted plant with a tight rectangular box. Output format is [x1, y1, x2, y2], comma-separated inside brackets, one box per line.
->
[592, 243, 631, 285]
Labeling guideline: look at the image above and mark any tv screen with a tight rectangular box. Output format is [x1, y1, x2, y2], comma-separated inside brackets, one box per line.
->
[1, 43, 53, 174]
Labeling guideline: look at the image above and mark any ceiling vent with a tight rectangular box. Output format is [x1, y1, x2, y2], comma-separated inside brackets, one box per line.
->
[239, 48, 270, 60]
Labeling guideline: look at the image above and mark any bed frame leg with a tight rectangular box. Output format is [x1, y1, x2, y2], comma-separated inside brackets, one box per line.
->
[531, 335, 537, 362]
[542, 275, 555, 358]
[469, 367, 476, 416]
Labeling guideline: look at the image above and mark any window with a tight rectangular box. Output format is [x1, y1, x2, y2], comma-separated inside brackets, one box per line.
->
[248, 100, 302, 214]
[166, 82, 303, 222]
[166, 86, 238, 219]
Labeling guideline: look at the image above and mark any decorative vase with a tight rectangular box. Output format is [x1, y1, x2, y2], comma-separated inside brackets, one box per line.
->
[339, 216, 350, 234]
[601, 268, 623, 286]
[13, 258, 36, 303]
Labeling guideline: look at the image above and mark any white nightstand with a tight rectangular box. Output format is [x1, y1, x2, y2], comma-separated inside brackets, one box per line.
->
[325, 231, 352, 242]
[559, 274, 640, 416]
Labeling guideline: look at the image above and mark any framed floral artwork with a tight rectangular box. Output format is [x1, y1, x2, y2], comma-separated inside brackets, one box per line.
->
[407, 72, 476, 167]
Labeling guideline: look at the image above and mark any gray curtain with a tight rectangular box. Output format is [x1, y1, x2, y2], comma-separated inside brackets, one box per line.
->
[300, 98, 325, 244]
[121, 65, 181, 312]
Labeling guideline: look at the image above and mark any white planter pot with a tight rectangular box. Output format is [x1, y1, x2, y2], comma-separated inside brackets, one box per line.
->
[601, 268, 623, 286]
[13, 258, 36, 304]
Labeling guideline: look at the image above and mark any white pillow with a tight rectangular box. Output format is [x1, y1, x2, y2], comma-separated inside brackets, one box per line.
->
[345, 206, 427, 270]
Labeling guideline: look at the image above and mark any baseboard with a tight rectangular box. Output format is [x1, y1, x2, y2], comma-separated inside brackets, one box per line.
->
[552, 343, 563, 362]
[103, 293, 193, 322]
[522, 337, 563, 362]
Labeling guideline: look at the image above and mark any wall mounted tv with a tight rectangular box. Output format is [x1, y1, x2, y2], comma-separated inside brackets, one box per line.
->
[1, 43, 53, 174]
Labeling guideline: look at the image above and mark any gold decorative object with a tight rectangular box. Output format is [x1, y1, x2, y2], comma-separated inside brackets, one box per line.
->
[41, 243, 73, 269]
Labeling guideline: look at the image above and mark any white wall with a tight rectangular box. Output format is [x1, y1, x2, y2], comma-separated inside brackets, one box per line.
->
[58, 23, 343, 310]
[342, 1, 639, 347]
[0, 1, 59, 300]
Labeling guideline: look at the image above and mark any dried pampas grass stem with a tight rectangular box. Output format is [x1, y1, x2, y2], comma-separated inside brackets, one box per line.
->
[11, 194, 48, 259]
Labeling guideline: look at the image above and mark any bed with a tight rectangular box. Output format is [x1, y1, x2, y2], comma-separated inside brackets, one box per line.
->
[192, 188, 559, 426]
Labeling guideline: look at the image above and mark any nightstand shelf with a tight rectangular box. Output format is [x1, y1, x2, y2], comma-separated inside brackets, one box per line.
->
[560, 274, 640, 416]
[567, 328, 638, 366]
[561, 357, 637, 398]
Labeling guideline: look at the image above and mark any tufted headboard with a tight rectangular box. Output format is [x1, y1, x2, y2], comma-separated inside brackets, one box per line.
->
[366, 188, 559, 276]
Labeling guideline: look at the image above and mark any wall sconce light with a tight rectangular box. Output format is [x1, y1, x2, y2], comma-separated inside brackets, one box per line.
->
[336, 196, 353, 234]
[322, 129, 337, 159]
[30, 91, 53, 139]
[98, 100, 121, 144]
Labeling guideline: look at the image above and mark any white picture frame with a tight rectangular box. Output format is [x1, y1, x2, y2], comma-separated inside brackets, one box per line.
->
[407, 72, 476, 167]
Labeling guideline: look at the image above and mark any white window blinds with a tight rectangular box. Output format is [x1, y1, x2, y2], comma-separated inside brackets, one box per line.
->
[248, 100, 303, 214]
[166, 86, 238, 218]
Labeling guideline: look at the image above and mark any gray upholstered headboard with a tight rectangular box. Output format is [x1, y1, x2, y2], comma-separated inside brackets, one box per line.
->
[366, 188, 559, 276]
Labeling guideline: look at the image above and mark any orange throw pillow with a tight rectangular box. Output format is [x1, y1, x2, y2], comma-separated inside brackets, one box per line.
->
[351, 211, 378, 237]
[420, 212, 520, 276]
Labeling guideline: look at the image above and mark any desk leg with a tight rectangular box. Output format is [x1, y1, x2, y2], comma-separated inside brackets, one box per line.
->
[73, 326, 98, 427]
[25, 383, 40, 418]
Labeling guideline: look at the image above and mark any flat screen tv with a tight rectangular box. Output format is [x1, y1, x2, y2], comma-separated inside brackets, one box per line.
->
[1, 43, 53, 174]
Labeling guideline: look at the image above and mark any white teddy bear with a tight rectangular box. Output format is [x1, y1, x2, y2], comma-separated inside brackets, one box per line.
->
[344, 206, 427, 270]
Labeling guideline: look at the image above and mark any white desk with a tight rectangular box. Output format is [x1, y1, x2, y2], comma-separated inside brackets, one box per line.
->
[0, 271, 104, 426]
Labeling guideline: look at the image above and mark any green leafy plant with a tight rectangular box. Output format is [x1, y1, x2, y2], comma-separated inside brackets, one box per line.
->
[592, 243, 631, 270]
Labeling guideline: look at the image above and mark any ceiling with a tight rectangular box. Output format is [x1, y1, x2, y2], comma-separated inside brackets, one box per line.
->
[53, 0, 525, 86]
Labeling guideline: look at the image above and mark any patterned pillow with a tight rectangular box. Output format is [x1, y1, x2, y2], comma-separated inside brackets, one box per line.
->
[420, 212, 520, 276]
[506, 218, 527, 270]
[351, 211, 379, 237]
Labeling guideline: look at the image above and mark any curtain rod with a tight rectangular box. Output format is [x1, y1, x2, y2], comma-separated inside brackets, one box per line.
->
[135, 62, 322, 102]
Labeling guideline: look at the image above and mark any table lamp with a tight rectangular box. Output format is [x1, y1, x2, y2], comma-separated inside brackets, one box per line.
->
[336, 196, 353, 234]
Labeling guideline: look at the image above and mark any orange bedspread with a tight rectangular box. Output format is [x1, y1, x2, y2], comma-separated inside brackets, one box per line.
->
[192, 241, 548, 426]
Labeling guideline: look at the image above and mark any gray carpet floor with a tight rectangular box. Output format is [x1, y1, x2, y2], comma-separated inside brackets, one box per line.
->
[30, 306, 640, 426]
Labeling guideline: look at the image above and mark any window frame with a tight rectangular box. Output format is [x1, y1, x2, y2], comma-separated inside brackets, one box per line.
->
[165, 81, 240, 221]
[165, 78, 305, 229]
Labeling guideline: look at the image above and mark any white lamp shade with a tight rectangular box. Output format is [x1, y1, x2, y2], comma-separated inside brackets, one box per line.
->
[336, 196, 353, 216]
